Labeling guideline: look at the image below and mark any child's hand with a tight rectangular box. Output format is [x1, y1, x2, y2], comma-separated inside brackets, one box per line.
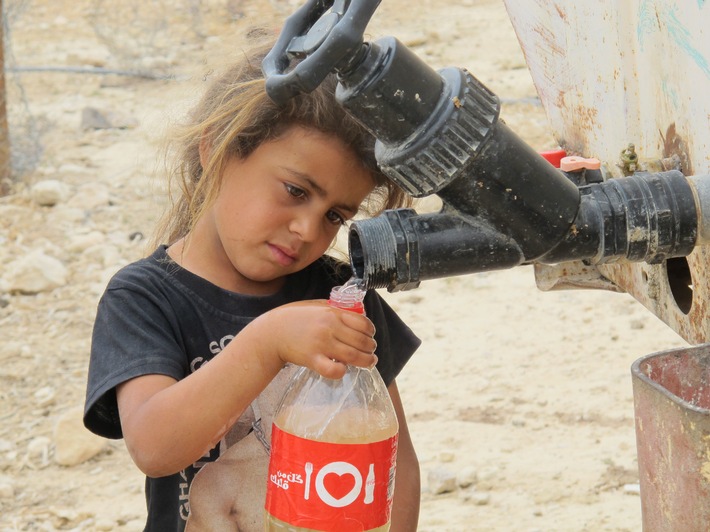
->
[251, 300, 377, 379]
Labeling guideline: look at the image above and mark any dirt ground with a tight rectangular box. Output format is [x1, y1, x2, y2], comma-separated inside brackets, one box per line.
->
[0, 1, 689, 531]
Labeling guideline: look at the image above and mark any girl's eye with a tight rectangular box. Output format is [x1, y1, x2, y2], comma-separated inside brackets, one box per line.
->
[285, 183, 306, 199]
[326, 210, 346, 226]
[284, 182, 345, 225]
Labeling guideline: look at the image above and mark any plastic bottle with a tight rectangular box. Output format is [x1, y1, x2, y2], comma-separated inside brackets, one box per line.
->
[264, 281, 399, 531]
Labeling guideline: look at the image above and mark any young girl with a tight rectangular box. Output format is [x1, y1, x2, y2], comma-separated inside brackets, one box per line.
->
[83, 36, 421, 532]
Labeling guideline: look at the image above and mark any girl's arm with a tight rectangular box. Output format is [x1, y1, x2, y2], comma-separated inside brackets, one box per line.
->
[116, 300, 377, 478]
[388, 380, 421, 532]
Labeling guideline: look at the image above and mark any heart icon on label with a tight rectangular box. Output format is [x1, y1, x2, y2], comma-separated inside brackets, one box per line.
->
[323, 471, 357, 501]
[315, 462, 363, 508]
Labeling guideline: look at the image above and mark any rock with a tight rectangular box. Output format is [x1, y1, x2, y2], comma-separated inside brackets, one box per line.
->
[4, 250, 68, 294]
[47, 506, 94, 529]
[471, 492, 491, 505]
[47, 205, 87, 225]
[27, 436, 52, 466]
[438, 450, 455, 463]
[122, 518, 147, 531]
[30, 179, 70, 206]
[83, 243, 121, 268]
[66, 182, 111, 210]
[0, 339, 26, 360]
[34, 386, 56, 408]
[81, 107, 112, 129]
[0, 438, 13, 453]
[0, 475, 14, 498]
[457, 465, 478, 488]
[0, 204, 32, 220]
[54, 407, 108, 466]
[428, 466, 457, 495]
[57, 162, 92, 176]
[67, 231, 105, 253]
[81, 106, 139, 130]
[95, 518, 116, 531]
[476, 465, 501, 491]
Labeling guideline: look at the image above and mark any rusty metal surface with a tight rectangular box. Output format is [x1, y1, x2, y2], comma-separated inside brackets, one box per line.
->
[632, 345, 710, 531]
[598, 254, 710, 344]
[535, 252, 710, 344]
[533, 261, 622, 292]
[503, 1, 710, 343]
[503, 1, 710, 174]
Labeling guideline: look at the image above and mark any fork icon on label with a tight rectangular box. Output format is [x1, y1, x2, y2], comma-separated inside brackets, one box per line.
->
[304, 462, 313, 500]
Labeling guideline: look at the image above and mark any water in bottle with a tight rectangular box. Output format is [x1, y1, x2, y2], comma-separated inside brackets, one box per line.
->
[264, 281, 399, 531]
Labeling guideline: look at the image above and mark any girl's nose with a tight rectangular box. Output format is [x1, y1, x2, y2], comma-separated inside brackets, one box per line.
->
[289, 212, 320, 242]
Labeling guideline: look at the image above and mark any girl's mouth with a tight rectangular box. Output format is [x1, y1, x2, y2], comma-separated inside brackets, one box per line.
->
[268, 243, 297, 266]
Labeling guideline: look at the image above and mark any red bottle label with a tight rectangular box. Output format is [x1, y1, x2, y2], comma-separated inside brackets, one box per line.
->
[265, 424, 398, 531]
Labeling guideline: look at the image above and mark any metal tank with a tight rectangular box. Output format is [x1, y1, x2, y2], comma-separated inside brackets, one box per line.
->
[504, 3, 710, 529]
[504, 1, 710, 343]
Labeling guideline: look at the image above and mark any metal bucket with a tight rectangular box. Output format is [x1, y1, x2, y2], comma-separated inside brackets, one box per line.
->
[632, 344, 710, 531]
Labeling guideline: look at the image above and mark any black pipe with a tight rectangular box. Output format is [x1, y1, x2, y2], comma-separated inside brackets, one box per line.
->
[337, 37, 504, 197]
[338, 36, 582, 266]
[349, 209, 524, 291]
[336, 35, 701, 291]
[350, 170, 699, 291]
[539, 170, 697, 264]
[437, 118, 580, 260]
[336, 37, 445, 146]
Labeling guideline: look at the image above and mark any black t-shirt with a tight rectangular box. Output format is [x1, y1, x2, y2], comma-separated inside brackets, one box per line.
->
[84, 246, 420, 531]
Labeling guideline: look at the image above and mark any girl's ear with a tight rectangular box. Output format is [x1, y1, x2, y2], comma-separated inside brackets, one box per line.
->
[199, 135, 210, 171]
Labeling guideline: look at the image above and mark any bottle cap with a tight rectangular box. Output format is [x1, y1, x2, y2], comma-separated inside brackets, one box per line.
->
[329, 281, 365, 312]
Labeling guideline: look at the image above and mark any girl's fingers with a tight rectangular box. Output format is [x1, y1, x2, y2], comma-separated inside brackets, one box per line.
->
[273, 302, 379, 375]
[322, 338, 378, 368]
[311, 355, 348, 380]
[338, 310, 376, 337]
[331, 328, 376, 357]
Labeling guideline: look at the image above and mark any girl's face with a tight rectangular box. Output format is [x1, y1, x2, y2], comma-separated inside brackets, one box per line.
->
[182, 125, 375, 295]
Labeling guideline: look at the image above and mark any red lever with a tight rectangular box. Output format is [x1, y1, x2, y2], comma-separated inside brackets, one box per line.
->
[560, 156, 601, 172]
[539, 149, 567, 168]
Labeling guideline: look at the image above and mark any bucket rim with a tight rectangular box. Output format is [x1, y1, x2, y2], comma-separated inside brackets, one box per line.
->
[631, 343, 710, 414]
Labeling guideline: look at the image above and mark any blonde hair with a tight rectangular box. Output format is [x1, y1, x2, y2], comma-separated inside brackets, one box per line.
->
[152, 35, 411, 248]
